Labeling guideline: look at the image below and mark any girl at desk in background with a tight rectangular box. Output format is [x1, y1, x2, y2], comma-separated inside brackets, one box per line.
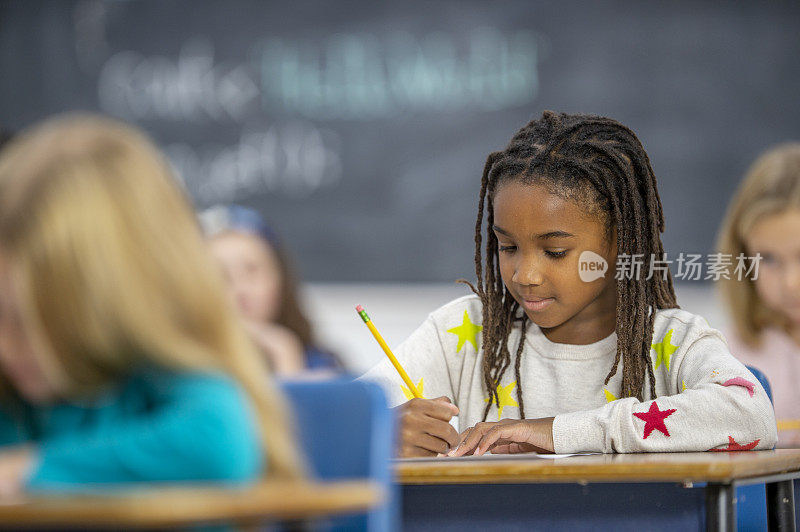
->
[718, 143, 800, 447]
[363, 111, 777, 457]
[0, 114, 304, 496]
[201, 204, 341, 377]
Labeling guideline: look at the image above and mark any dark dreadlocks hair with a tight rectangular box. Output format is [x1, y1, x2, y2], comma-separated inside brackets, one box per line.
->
[462, 111, 678, 421]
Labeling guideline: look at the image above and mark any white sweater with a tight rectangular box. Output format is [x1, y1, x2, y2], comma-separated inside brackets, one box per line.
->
[362, 295, 777, 453]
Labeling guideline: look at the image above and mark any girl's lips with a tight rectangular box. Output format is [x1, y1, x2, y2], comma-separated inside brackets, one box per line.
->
[522, 297, 554, 311]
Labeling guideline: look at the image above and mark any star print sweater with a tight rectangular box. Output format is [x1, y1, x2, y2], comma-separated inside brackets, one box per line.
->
[361, 295, 777, 453]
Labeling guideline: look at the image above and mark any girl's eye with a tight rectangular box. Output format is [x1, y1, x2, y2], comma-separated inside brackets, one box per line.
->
[498, 245, 516, 253]
[545, 250, 567, 258]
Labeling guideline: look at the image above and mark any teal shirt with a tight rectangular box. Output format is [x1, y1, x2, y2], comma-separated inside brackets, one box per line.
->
[0, 371, 264, 490]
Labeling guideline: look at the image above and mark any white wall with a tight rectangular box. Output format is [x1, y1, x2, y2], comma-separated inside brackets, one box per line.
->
[303, 282, 730, 374]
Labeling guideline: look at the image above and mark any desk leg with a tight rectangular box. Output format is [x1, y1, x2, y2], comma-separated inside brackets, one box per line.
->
[766, 479, 796, 531]
[706, 483, 735, 532]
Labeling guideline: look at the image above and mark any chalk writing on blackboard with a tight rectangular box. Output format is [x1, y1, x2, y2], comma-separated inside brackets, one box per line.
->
[98, 39, 259, 122]
[97, 28, 541, 123]
[257, 27, 541, 119]
[166, 121, 341, 203]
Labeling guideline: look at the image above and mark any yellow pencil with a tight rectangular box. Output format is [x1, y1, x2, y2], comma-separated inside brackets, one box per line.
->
[356, 304, 423, 398]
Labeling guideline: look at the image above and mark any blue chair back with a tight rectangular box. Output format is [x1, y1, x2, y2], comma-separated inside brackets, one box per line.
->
[280, 378, 397, 532]
[745, 364, 773, 403]
[736, 365, 774, 531]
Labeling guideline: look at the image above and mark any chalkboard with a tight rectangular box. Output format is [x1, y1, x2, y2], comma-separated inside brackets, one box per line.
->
[1, 1, 799, 281]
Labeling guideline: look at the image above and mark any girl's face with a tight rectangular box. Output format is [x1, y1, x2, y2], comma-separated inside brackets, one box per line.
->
[493, 181, 617, 345]
[0, 255, 57, 403]
[745, 208, 800, 327]
[209, 232, 282, 323]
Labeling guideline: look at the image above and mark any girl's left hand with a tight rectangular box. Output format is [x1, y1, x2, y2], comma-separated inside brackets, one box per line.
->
[448, 417, 555, 456]
[0, 446, 35, 499]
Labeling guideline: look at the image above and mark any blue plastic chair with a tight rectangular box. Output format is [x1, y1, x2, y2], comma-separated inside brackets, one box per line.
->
[736, 365, 774, 531]
[279, 378, 398, 532]
[746, 365, 773, 404]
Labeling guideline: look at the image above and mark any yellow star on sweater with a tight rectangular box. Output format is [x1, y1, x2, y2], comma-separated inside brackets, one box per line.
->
[485, 380, 519, 419]
[401, 378, 424, 400]
[651, 329, 679, 372]
[604, 388, 618, 402]
[447, 310, 482, 353]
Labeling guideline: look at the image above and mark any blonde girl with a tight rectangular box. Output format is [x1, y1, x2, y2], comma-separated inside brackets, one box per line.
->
[718, 143, 800, 446]
[0, 114, 303, 494]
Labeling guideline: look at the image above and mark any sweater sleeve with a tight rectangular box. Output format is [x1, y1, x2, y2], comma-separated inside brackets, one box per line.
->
[360, 315, 457, 407]
[552, 333, 778, 453]
[26, 374, 263, 490]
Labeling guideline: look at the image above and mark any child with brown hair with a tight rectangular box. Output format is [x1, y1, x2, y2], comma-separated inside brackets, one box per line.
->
[201, 204, 341, 376]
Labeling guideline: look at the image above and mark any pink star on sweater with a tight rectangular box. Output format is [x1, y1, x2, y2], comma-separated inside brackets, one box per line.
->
[721, 377, 755, 397]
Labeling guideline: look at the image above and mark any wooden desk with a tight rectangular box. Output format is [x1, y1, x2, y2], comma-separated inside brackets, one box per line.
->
[0, 479, 382, 529]
[395, 450, 800, 532]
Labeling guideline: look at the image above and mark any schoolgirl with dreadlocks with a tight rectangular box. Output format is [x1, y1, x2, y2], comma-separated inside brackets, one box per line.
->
[363, 111, 776, 457]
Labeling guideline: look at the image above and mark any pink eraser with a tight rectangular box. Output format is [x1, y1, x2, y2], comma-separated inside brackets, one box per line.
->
[355, 304, 364, 312]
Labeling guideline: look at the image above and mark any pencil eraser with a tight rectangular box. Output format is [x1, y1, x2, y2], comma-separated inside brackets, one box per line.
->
[355, 304, 364, 312]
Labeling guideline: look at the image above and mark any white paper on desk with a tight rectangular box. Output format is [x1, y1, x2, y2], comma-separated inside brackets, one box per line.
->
[397, 452, 598, 463]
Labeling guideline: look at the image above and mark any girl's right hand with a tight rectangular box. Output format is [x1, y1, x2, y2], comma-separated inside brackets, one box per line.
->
[396, 396, 460, 457]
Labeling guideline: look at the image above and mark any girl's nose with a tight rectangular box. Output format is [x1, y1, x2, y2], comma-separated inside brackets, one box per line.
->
[512, 262, 543, 286]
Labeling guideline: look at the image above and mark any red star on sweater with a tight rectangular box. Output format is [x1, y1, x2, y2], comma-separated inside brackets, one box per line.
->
[632, 401, 676, 439]
[710, 436, 760, 452]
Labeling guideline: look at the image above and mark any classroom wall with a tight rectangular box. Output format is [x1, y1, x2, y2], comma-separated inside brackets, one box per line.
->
[1, 1, 799, 282]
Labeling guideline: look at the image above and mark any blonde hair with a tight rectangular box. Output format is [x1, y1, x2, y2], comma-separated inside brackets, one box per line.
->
[0, 114, 304, 479]
[717, 143, 800, 346]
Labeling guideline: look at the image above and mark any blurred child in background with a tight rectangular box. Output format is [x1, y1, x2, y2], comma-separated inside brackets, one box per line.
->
[201, 205, 341, 376]
[718, 143, 800, 447]
[0, 114, 303, 495]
